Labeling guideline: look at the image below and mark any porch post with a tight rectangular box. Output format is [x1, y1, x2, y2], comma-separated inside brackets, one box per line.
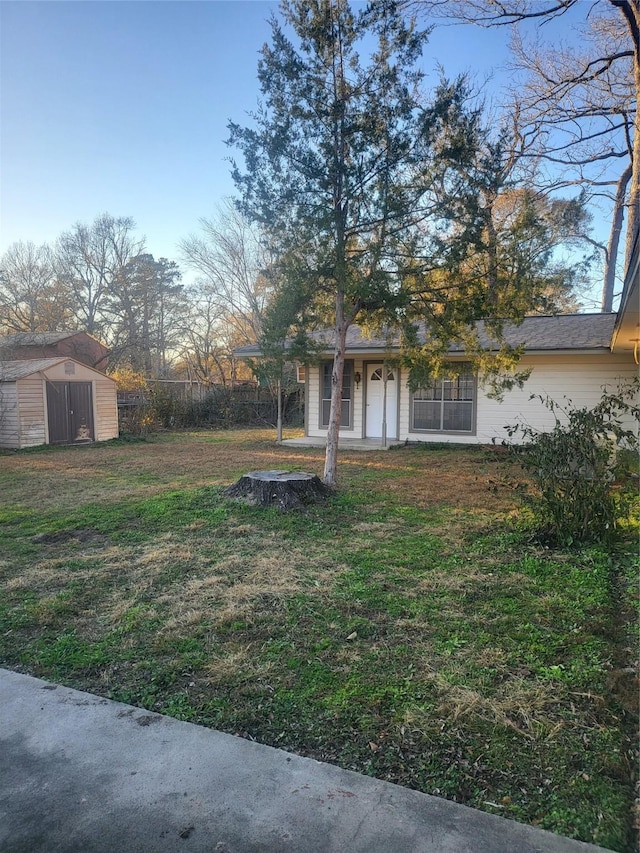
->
[381, 360, 388, 448]
[276, 371, 283, 444]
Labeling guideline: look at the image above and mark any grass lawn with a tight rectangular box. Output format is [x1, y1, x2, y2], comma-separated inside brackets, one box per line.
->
[1, 429, 637, 851]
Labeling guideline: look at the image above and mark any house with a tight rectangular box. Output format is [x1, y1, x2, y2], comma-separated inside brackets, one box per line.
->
[0, 357, 118, 449]
[0, 331, 110, 371]
[235, 240, 639, 446]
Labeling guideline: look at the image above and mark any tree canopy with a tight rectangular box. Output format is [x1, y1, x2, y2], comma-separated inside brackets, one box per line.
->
[228, 0, 589, 485]
[407, 0, 638, 311]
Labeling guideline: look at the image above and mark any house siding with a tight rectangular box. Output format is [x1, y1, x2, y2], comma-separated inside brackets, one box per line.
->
[308, 358, 366, 438]
[352, 358, 364, 436]
[402, 354, 638, 444]
[0, 382, 20, 449]
[307, 352, 637, 445]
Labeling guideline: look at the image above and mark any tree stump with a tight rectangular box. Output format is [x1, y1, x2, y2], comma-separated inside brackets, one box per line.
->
[224, 470, 330, 511]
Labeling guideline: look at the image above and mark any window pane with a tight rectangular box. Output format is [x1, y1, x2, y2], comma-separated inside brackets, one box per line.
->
[321, 361, 352, 427]
[322, 363, 332, 399]
[322, 398, 331, 426]
[443, 401, 472, 431]
[414, 379, 440, 401]
[342, 361, 352, 400]
[323, 361, 352, 399]
[413, 400, 441, 430]
[461, 377, 474, 401]
[442, 378, 455, 401]
[442, 375, 473, 401]
[456, 373, 474, 401]
[412, 364, 474, 432]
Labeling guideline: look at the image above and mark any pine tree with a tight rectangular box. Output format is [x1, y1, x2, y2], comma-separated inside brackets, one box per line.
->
[228, 0, 582, 485]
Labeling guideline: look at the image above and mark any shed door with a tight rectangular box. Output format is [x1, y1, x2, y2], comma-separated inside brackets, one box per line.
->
[46, 382, 94, 445]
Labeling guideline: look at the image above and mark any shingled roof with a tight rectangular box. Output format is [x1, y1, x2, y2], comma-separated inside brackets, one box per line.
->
[0, 332, 78, 347]
[0, 358, 67, 381]
[234, 313, 617, 358]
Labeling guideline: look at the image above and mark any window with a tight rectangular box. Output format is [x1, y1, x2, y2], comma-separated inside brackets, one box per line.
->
[321, 360, 353, 428]
[411, 366, 475, 433]
[296, 365, 306, 383]
[370, 367, 395, 382]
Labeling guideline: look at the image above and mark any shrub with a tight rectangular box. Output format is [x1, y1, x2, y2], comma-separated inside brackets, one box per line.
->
[507, 380, 639, 546]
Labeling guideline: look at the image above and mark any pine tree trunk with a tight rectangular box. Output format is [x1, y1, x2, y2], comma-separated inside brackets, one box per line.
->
[323, 291, 348, 487]
[276, 374, 283, 444]
[627, 50, 640, 264]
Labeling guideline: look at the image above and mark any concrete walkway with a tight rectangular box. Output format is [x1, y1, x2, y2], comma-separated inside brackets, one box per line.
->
[0, 669, 611, 853]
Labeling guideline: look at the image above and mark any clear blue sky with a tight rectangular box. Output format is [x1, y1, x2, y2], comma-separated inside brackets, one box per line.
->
[0, 0, 601, 301]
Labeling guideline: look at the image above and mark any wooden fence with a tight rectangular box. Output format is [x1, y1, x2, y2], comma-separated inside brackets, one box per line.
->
[118, 382, 304, 431]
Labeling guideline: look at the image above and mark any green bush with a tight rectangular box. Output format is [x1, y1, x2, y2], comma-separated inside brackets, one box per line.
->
[508, 380, 639, 546]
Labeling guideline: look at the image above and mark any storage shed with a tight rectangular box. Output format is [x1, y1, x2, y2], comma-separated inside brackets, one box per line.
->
[0, 358, 118, 449]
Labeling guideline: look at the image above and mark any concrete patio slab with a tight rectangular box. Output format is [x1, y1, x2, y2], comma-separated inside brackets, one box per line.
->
[0, 668, 611, 853]
[281, 436, 399, 450]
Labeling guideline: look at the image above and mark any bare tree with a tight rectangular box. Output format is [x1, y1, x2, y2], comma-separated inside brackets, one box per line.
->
[0, 241, 69, 333]
[177, 284, 229, 385]
[180, 200, 273, 346]
[407, 0, 638, 311]
[55, 213, 145, 338]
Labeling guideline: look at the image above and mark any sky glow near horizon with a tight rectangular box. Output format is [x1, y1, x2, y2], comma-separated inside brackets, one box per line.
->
[0, 1, 612, 307]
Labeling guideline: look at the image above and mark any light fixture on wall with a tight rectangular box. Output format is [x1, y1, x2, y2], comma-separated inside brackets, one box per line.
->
[354, 371, 362, 388]
[631, 338, 640, 366]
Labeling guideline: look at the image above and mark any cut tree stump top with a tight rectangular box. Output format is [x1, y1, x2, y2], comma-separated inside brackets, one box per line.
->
[243, 470, 317, 482]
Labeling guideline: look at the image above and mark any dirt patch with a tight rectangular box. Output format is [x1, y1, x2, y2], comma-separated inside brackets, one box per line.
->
[31, 529, 105, 545]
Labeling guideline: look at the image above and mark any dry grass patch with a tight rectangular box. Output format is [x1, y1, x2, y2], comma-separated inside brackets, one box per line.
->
[352, 520, 402, 538]
[159, 546, 348, 640]
[0, 430, 321, 513]
[404, 675, 565, 741]
[202, 646, 276, 686]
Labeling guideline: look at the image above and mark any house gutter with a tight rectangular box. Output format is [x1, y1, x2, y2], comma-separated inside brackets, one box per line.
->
[235, 345, 616, 359]
[611, 227, 639, 355]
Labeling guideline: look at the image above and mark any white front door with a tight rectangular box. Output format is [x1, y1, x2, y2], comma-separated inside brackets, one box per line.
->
[365, 364, 398, 439]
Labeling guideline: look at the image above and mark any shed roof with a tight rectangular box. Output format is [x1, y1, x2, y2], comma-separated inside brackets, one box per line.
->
[234, 313, 617, 358]
[0, 358, 115, 382]
[0, 358, 66, 380]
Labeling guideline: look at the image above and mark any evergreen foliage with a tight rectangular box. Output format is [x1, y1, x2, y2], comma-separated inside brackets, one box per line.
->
[228, 0, 590, 485]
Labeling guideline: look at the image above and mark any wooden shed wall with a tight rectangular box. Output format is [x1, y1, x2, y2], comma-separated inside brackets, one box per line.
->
[0, 382, 20, 449]
[17, 377, 47, 448]
[94, 377, 119, 441]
